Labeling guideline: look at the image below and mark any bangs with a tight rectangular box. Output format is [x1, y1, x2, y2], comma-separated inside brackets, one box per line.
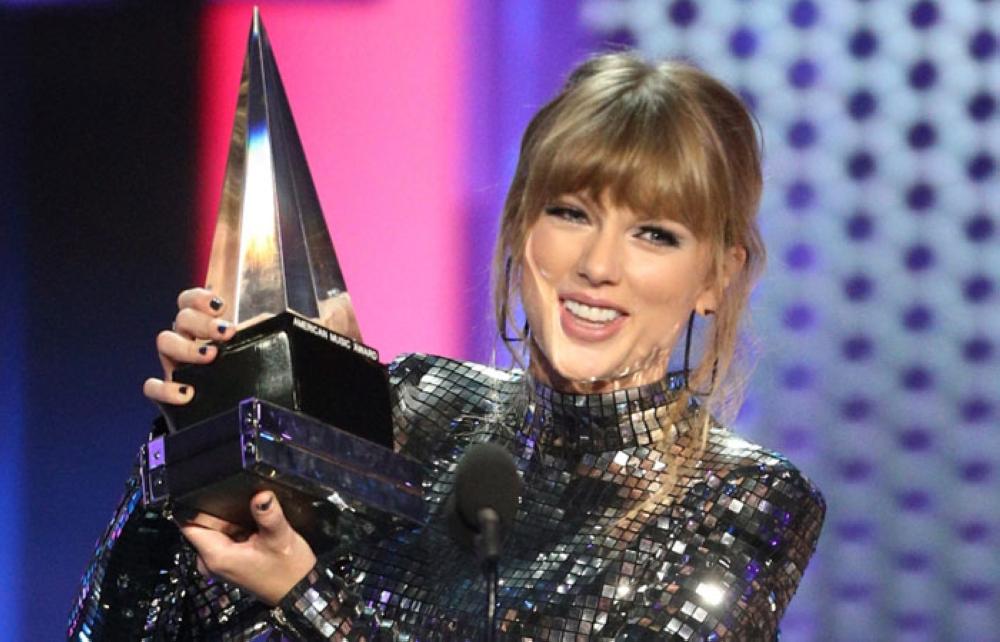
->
[521, 90, 719, 239]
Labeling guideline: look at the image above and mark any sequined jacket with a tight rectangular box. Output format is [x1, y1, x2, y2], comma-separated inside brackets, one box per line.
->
[69, 353, 825, 641]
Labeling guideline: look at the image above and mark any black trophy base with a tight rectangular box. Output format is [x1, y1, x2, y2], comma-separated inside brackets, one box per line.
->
[142, 399, 425, 551]
[152, 311, 398, 547]
[163, 311, 392, 449]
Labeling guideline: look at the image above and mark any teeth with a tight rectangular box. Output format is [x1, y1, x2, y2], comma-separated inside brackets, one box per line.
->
[564, 299, 621, 323]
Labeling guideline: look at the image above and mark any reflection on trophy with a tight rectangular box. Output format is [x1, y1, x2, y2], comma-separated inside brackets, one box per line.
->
[139, 8, 424, 550]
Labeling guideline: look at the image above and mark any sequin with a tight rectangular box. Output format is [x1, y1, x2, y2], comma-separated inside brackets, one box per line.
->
[69, 354, 824, 640]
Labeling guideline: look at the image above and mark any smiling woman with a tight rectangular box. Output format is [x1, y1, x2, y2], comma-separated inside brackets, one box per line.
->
[71, 53, 823, 641]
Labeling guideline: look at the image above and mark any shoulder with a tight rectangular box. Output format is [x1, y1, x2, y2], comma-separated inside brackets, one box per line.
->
[698, 423, 826, 543]
[387, 352, 523, 394]
[386, 353, 525, 438]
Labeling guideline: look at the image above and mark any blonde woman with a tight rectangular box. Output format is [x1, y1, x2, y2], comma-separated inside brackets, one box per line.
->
[71, 53, 824, 641]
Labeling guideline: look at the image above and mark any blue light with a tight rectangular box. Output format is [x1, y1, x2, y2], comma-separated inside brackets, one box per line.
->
[0, 195, 24, 642]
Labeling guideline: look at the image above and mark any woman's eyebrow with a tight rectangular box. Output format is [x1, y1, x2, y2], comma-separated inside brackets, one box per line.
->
[557, 192, 595, 207]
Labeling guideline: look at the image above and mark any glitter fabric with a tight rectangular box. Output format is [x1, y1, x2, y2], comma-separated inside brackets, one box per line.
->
[69, 353, 824, 640]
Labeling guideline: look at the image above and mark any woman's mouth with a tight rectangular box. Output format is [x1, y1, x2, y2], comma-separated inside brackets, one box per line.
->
[563, 299, 622, 322]
[559, 297, 627, 341]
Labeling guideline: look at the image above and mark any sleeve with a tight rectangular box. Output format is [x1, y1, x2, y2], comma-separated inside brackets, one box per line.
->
[613, 464, 826, 641]
[274, 555, 415, 642]
[69, 477, 399, 641]
[69, 475, 403, 642]
[268, 352, 424, 642]
[69, 355, 430, 641]
[67, 472, 190, 641]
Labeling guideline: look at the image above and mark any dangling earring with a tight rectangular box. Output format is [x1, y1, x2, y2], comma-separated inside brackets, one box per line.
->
[683, 309, 718, 396]
[500, 257, 530, 343]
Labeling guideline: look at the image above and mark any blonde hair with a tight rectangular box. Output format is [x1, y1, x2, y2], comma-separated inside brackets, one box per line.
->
[493, 53, 765, 434]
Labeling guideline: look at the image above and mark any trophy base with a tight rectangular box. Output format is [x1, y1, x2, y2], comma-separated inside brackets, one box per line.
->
[164, 311, 392, 449]
[141, 398, 425, 551]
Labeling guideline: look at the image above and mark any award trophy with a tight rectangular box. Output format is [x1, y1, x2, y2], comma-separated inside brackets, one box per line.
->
[139, 9, 424, 550]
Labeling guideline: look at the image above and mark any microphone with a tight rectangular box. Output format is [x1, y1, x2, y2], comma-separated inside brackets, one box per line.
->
[446, 442, 521, 563]
[445, 442, 521, 642]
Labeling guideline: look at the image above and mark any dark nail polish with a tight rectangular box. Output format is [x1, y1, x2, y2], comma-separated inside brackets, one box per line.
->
[198, 345, 209, 356]
[209, 297, 223, 311]
[178, 385, 189, 395]
[217, 323, 229, 335]
[256, 497, 273, 512]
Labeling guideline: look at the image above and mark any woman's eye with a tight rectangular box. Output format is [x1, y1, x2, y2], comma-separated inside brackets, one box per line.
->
[636, 225, 681, 247]
[544, 206, 589, 223]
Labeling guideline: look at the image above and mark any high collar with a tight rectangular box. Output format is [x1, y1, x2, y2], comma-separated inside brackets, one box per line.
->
[516, 371, 691, 455]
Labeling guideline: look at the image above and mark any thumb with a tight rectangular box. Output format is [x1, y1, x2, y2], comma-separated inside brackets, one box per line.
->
[250, 491, 293, 542]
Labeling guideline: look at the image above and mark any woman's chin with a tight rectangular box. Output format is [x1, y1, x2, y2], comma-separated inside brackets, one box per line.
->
[530, 338, 646, 391]
[544, 349, 671, 392]
[546, 358, 624, 390]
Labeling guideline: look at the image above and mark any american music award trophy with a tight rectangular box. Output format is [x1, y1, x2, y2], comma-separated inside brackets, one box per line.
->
[139, 9, 424, 551]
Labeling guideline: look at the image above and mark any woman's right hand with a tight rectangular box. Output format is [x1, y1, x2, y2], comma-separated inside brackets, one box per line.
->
[142, 287, 238, 405]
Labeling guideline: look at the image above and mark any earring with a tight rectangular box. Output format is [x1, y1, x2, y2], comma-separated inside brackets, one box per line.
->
[500, 257, 529, 343]
[683, 310, 718, 396]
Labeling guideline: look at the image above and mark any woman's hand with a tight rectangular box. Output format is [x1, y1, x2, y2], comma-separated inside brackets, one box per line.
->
[142, 287, 236, 405]
[142, 288, 365, 405]
[179, 491, 317, 606]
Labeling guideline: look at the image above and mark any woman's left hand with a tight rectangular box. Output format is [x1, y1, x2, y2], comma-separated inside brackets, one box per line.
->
[179, 491, 317, 606]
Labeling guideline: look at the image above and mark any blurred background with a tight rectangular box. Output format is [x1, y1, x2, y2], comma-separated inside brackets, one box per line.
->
[1, 0, 996, 639]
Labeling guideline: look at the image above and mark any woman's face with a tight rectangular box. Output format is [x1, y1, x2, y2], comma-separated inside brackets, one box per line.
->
[520, 192, 719, 393]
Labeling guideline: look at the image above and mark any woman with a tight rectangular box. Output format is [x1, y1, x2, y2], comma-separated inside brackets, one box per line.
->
[70, 53, 824, 640]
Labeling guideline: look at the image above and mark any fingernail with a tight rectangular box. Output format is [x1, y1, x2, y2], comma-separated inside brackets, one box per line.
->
[217, 323, 229, 335]
[178, 385, 189, 395]
[209, 297, 223, 311]
[255, 496, 273, 512]
[198, 345, 209, 356]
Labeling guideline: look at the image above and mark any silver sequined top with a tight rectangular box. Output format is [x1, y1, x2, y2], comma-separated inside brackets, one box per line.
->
[69, 353, 825, 641]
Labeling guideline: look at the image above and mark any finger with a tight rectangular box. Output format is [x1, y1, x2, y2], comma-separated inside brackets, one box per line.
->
[249, 491, 292, 542]
[182, 511, 249, 540]
[157, 343, 177, 382]
[156, 329, 219, 367]
[180, 523, 237, 575]
[177, 287, 227, 318]
[175, 307, 235, 343]
[196, 554, 211, 578]
[143, 377, 194, 405]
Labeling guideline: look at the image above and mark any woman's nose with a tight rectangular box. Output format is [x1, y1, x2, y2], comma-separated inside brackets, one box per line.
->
[576, 227, 622, 286]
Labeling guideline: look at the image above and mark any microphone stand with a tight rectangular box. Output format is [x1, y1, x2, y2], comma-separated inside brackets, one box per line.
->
[476, 507, 502, 642]
[483, 559, 499, 642]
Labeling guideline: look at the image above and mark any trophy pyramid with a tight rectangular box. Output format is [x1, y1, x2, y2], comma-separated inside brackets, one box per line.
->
[165, 7, 387, 435]
[207, 7, 354, 333]
[143, 10, 422, 544]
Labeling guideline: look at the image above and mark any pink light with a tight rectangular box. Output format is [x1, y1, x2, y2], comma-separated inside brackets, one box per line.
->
[199, 1, 469, 361]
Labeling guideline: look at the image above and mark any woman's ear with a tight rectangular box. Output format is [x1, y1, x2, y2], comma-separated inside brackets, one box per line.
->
[694, 245, 747, 316]
[721, 245, 748, 290]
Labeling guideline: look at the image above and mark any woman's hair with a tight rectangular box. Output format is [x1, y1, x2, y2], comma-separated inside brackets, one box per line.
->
[493, 52, 766, 426]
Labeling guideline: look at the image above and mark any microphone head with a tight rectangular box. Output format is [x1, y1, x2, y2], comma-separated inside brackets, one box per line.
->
[446, 442, 521, 550]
